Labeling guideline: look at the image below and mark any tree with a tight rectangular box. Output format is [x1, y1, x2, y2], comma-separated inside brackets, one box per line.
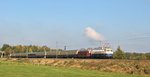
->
[146, 53, 150, 60]
[113, 46, 126, 59]
[1, 44, 12, 57]
[140, 53, 146, 60]
[1, 44, 11, 51]
[4, 47, 13, 57]
[129, 52, 136, 60]
[28, 48, 33, 52]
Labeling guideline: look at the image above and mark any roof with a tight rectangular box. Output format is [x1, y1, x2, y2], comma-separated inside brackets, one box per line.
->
[0, 51, 4, 53]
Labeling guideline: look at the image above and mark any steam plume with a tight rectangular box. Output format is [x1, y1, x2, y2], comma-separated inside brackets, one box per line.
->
[85, 27, 104, 41]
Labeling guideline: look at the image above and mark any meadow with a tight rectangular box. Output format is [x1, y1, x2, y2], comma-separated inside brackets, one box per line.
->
[0, 60, 148, 77]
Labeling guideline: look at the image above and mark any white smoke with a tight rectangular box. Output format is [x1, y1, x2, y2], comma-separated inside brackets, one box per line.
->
[84, 27, 104, 41]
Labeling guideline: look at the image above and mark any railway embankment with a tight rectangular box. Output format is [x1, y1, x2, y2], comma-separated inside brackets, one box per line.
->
[0, 58, 150, 75]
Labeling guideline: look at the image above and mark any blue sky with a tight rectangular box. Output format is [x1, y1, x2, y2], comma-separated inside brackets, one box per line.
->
[0, 0, 150, 52]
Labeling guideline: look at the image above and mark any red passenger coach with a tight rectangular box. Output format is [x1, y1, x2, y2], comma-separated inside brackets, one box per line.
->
[77, 49, 91, 58]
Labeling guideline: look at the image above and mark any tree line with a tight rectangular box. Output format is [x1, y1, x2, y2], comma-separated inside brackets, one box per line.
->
[113, 46, 150, 60]
[0, 44, 58, 57]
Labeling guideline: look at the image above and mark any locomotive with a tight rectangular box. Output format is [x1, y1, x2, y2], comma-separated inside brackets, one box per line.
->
[10, 47, 113, 59]
[77, 47, 113, 58]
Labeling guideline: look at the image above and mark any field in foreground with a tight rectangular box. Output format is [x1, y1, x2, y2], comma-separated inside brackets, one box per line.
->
[0, 61, 148, 77]
[2, 58, 149, 75]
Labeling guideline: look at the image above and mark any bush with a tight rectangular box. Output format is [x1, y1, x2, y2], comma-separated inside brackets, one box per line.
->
[113, 46, 126, 59]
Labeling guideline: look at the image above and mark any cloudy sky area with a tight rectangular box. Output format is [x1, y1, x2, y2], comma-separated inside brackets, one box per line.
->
[0, 0, 150, 52]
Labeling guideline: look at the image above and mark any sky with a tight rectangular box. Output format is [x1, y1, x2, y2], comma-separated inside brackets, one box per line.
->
[0, 0, 150, 52]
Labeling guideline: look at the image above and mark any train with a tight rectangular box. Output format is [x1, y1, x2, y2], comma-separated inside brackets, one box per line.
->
[10, 47, 113, 59]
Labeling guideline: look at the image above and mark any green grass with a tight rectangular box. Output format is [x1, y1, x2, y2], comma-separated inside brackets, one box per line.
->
[0, 61, 148, 77]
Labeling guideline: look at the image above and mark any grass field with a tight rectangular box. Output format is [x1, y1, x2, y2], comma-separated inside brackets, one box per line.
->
[0, 61, 148, 77]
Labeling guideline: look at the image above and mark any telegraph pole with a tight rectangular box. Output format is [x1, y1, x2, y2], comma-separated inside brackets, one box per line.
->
[26, 48, 28, 58]
[44, 48, 47, 58]
[56, 41, 58, 58]
[64, 46, 67, 50]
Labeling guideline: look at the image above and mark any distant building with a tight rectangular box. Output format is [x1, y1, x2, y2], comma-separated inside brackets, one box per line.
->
[0, 51, 4, 58]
